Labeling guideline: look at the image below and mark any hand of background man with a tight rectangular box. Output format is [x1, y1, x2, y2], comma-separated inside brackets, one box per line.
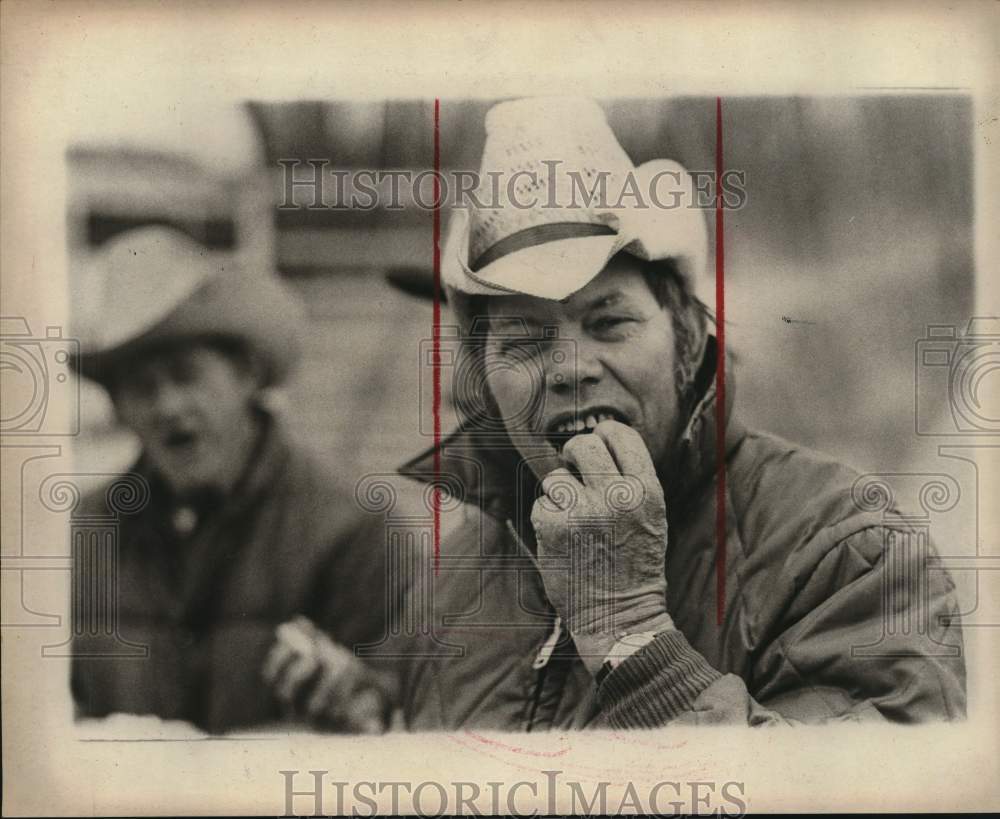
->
[262, 616, 391, 733]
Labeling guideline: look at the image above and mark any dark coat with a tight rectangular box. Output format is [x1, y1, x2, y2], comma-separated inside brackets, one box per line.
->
[398, 340, 967, 729]
[70, 415, 391, 733]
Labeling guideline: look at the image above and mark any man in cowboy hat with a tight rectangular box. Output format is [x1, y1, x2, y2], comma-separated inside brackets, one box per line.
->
[399, 97, 966, 729]
[70, 226, 395, 733]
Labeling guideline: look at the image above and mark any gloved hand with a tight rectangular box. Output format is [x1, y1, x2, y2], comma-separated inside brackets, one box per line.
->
[531, 420, 675, 675]
[262, 616, 390, 734]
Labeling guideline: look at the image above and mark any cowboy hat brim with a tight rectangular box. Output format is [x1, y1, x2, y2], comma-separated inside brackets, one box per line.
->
[71, 265, 305, 388]
[443, 159, 709, 302]
[464, 233, 622, 301]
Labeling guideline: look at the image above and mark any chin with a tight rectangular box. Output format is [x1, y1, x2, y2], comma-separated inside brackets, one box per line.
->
[158, 463, 208, 495]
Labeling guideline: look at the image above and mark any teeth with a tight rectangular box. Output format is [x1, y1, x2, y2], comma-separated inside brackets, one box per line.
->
[551, 412, 626, 439]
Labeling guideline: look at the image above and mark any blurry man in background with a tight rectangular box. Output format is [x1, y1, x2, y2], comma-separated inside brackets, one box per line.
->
[400, 97, 966, 729]
[70, 227, 395, 734]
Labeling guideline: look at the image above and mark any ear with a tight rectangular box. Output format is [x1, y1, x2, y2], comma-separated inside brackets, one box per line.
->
[106, 384, 125, 419]
[103, 372, 139, 431]
[100, 363, 128, 412]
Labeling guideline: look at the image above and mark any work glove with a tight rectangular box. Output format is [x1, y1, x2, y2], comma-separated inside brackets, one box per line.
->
[531, 420, 675, 674]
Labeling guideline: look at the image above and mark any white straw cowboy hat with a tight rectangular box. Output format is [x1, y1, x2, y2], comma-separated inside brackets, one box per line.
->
[443, 96, 708, 302]
[72, 226, 305, 387]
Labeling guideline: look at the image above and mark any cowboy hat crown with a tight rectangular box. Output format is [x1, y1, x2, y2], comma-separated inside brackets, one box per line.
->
[72, 226, 304, 387]
[443, 96, 709, 302]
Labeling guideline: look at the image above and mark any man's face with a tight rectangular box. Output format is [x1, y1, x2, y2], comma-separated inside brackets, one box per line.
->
[110, 343, 261, 495]
[484, 254, 679, 475]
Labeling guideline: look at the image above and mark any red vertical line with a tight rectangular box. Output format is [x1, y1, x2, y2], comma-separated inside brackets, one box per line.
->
[432, 98, 442, 574]
[715, 97, 727, 627]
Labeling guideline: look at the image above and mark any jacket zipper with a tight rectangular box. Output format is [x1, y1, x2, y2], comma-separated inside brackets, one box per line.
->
[533, 616, 562, 670]
[505, 519, 564, 731]
[526, 616, 562, 731]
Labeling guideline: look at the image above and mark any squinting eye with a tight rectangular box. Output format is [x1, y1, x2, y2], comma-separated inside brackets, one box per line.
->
[592, 316, 633, 332]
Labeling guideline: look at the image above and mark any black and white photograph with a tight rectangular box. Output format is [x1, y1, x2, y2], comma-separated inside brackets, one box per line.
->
[2, 1, 998, 815]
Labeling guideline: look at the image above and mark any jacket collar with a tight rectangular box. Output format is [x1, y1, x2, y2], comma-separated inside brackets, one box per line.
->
[399, 335, 743, 529]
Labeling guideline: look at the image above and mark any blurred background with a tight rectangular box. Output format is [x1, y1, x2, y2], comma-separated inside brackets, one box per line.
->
[68, 95, 975, 482]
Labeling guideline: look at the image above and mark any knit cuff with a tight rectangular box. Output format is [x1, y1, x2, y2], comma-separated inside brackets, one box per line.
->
[597, 629, 723, 729]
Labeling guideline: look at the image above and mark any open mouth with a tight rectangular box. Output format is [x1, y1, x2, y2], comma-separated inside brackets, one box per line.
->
[545, 407, 631, 452]
[164, 429, 198, 451]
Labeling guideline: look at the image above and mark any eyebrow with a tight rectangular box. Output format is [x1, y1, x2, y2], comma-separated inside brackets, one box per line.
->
[578, 290, 625, 312]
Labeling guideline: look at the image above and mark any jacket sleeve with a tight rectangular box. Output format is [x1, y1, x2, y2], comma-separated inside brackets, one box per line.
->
[596, 524, 967, 727]
[308, 510, 403, 719]
[70, 655, 98, 719]
[309, 511, 395, 646]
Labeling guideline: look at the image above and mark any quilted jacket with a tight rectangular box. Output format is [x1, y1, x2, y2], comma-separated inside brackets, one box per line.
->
[71, 414, 391, 732]
[398, 338, 966, 729]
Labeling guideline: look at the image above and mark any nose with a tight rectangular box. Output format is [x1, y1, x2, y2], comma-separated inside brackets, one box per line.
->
[147, 379, 188, 422]
[546, 339, 603, 396]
